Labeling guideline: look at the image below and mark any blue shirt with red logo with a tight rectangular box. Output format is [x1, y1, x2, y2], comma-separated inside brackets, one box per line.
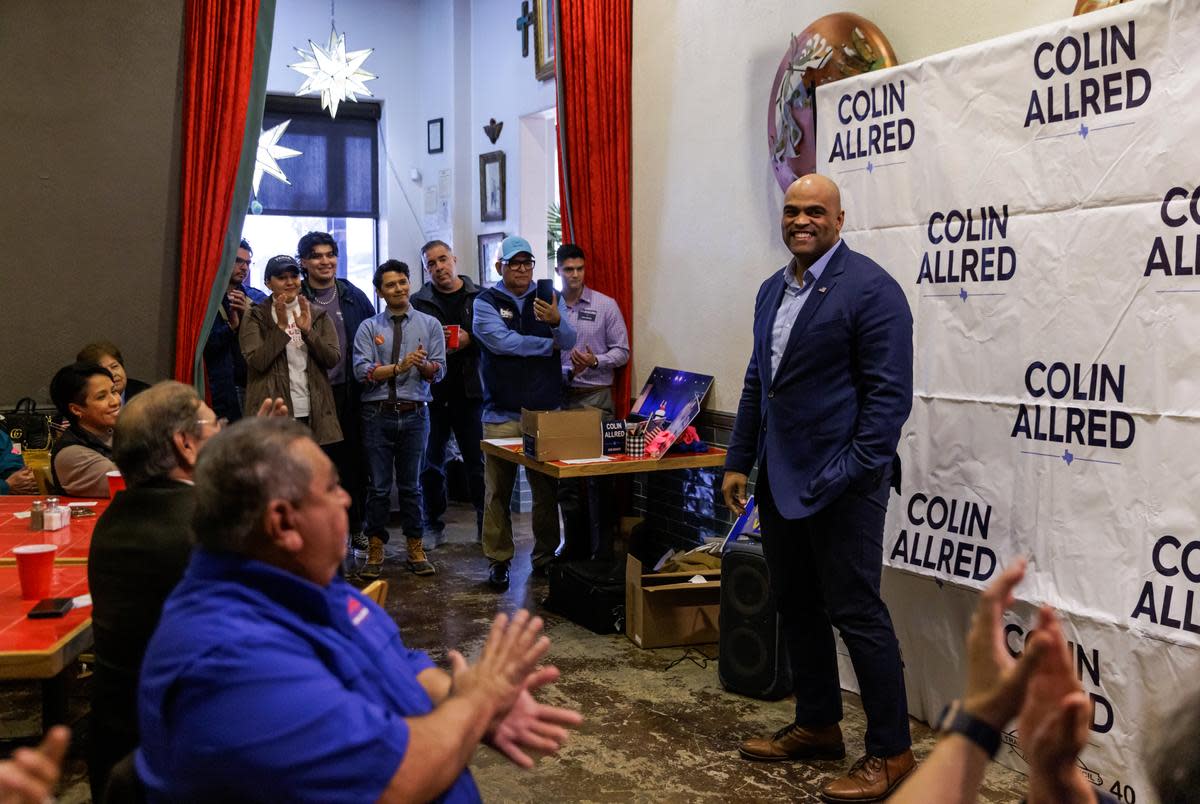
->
[136, 548, 481, 803]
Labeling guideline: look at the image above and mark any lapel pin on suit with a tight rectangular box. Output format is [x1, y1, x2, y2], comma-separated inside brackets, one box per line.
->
[817, 287, 828, 294]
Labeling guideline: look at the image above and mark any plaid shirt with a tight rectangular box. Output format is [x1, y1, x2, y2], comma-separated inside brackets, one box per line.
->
[561, 286, 629, 389]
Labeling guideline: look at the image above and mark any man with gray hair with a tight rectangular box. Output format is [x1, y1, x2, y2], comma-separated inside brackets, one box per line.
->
[136, 417, 581, 801]
[86, 382, 286, 799]
[85, 381, 222, 798]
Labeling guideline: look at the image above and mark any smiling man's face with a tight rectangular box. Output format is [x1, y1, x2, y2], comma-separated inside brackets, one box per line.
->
[780, 174, 844, 267]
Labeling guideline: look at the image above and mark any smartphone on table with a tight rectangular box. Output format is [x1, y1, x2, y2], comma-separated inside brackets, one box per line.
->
[27, 597, 74, 619]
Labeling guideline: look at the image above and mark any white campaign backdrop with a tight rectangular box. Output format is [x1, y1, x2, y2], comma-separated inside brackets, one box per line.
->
[816, 1, 1199, 800]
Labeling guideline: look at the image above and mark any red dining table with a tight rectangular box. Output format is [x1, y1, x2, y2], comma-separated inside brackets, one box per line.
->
[0, 562, 92, 729]
[0, 495, 108, 565]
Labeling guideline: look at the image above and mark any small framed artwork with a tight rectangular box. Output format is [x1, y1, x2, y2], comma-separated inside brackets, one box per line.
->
[479, 150, 506, 222]
[534, 0, 556, 81]
[477, 232, 506, 287]
[427, 118, 444, 154]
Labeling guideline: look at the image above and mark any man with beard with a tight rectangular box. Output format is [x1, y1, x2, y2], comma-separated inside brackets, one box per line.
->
[203, 238, 267, 421]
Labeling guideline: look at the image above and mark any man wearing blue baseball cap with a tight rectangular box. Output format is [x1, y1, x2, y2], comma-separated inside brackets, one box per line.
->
[472, 235, 577, 590]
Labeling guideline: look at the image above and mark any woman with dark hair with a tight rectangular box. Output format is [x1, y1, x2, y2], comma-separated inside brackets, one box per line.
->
[77, 341, 151, 404]
[49, 361, 122, 497]
[239, 255, 343, 445]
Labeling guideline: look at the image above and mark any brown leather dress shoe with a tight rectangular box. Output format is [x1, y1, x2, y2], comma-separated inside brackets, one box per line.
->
[738, 723, 845, 761]
[820, 749, 916, 802]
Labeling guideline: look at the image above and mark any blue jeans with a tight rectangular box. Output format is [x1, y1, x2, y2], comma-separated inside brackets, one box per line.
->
[361, 403, 429, 544]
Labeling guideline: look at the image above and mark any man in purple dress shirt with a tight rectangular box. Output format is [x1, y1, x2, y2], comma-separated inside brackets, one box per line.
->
[556, 244, 629, 559]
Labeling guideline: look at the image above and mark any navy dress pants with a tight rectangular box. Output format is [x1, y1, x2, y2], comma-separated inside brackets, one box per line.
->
[756, 465, 911, 758]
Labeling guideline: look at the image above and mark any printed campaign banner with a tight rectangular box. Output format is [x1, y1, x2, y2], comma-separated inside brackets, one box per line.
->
[816, 0, 1199, 799]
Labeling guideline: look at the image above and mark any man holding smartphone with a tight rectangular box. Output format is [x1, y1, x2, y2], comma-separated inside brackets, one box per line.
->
[472, 236, 576, 590]
[203, 239, 266, 422]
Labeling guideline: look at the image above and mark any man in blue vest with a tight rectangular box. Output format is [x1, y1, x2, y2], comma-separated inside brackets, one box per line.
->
[473, 236, 576, 590]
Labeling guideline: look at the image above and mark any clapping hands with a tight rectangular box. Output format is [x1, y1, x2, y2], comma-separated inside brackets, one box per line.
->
[447, 610, 582, 767]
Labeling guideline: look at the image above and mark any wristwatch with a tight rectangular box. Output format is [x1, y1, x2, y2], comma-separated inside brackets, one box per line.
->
[935, 699, 1001, 758]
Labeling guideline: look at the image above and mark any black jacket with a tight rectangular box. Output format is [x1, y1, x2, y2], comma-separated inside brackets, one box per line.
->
[88, 479, 196, 756]
[411, 275, 482, 401]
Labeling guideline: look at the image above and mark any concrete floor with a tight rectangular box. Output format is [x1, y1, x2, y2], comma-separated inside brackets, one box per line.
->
[366, 505, 1029, 803]
[2, 502, 1030, 802]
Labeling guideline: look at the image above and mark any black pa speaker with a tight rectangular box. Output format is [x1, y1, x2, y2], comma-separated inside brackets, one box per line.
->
[718, 541, 792, 700]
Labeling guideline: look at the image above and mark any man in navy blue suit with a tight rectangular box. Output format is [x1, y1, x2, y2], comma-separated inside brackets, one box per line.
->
[723, 174, 915, 802]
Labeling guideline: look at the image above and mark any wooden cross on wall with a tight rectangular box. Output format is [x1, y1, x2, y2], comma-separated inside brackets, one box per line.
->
[516, 1, 533, 58]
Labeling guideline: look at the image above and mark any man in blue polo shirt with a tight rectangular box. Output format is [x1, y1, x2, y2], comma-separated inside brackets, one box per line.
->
[136, 417, 581, 802]
[473, 235, 577, 591]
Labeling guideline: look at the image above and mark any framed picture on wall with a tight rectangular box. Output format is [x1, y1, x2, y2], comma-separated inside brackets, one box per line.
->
[427, 118, 443, 154]
[534, 0, 556, 81]
[477, 232, 505, 287]
[479, 151, 506, 222]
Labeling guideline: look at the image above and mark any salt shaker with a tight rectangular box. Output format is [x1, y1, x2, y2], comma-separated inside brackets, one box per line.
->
[29, 500, 44, 531]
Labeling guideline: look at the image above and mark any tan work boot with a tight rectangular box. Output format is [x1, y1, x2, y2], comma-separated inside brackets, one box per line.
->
[406, 537, 436, 576]
[820, 749, 916, 802]
[738, 723, 845, 761]
[360, 536, 385, 580]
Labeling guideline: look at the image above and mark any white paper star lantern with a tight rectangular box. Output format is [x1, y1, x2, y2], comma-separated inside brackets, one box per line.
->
[253, 120, 303, 197]
[289, 28, 377, 118]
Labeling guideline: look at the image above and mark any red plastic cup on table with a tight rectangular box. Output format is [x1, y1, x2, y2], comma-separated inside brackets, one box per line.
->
[13, 544, 57, 600]
[106, 470, 126, 496]
[445, 325, 461, 350]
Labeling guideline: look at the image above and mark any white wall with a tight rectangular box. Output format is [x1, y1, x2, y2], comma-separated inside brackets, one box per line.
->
[469, 0, 557, 280]
[414, 0, 472, 260]
[632, 1, 1067, 412]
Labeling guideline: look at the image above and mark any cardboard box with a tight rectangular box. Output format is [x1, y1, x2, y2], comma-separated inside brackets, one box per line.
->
[625, 554, 720, 649]
[521, 407, 602, 461]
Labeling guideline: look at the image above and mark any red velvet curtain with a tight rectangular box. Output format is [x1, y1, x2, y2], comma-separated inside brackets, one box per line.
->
[557, 0, 633, 416]
[174, 0, 263, 382]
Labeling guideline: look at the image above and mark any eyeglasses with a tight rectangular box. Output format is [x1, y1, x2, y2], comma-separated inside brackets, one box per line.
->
[234, 257, 251, 266]
[503, 258, 535, 271]
[197, 417, 228, 431]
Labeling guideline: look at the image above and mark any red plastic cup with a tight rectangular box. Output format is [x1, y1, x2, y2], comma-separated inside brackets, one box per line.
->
[106, 470, 126, 496]
[13, 544, 57, 600]
[445, 325, 461, 349]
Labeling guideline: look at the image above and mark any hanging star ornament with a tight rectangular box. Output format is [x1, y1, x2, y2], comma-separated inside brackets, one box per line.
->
[289, 28, 377, 118]
[253, 120, 303, 197]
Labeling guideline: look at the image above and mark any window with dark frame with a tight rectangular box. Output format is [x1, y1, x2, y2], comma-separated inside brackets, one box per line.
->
[242, 95, 382, 302]
[257, 95, 380, 218]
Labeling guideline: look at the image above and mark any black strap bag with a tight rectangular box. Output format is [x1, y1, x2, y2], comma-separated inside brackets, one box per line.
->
[1, 398, 54, 450]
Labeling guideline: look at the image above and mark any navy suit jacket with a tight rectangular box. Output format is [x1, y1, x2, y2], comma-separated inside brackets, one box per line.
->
[726, 242, 913, 519]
